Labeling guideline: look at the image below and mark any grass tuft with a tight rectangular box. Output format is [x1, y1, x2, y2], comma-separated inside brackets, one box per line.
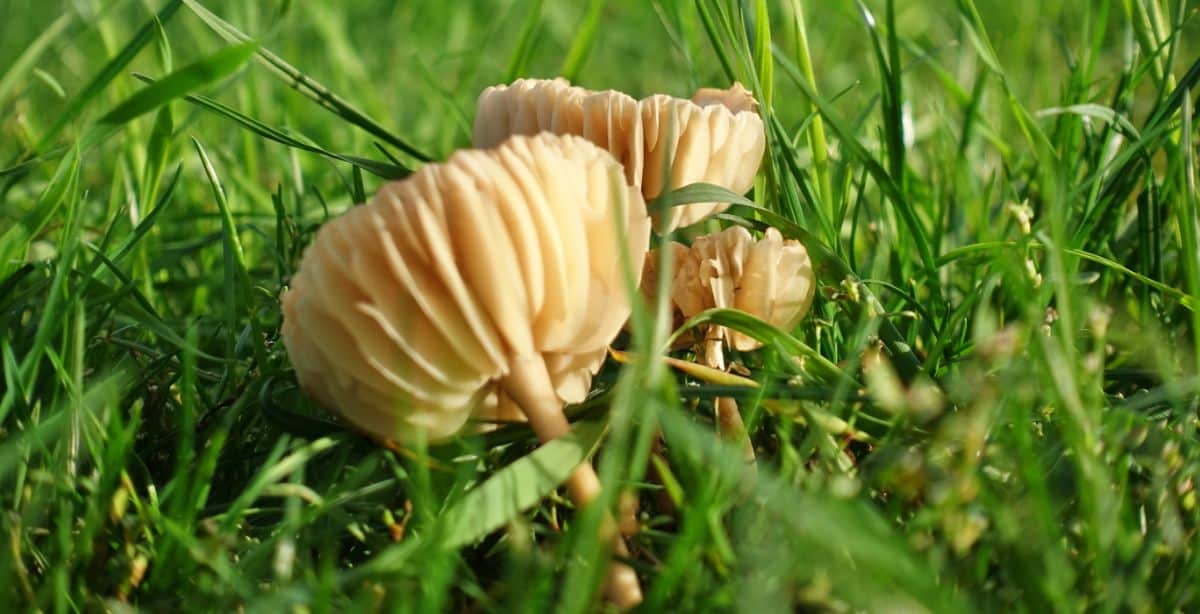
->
[1, 0, 1198, 611]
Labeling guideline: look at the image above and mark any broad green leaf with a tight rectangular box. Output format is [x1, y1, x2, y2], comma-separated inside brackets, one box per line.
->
[439, 420, 606, 548]
[651, 180, 757, 212]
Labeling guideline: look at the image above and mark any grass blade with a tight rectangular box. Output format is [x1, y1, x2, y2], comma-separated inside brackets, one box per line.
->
[667, 307, 853, 384]
[787, 0, 834, 221]
[36, 0, 183, 150]
[559, 0, 606, 81]
[0, 148, 81, 423]
[192, 138, 268, 367]
[135, 73, 409, 178]
[97, 41, 259, 127]
[504, 0, 545, 82]
[0, 12, 74, 107]
[181, 0, 431, 162]
[772, 48, 936, 275]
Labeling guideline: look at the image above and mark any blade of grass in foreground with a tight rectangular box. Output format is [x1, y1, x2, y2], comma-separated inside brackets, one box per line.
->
[439, 420, 606, 549]
[657, 406, 970, 612]
[694, 0, 738, 82]
[140, 106, 175, 216]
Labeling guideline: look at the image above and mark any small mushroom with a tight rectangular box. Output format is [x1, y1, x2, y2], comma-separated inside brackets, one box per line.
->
[650, 226, 816, 459]
[282, 133, 649, 607]
[473, 78, 766, 230]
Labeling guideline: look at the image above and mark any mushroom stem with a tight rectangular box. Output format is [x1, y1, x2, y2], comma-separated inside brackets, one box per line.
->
[501, 355, 644, 609]
[704, 338, 756, 464]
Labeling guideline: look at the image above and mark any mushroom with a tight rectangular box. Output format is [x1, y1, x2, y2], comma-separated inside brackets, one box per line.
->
[473, 78, 766, 231]
[281, 133, 650, 607]
[649, 226, 816, 460]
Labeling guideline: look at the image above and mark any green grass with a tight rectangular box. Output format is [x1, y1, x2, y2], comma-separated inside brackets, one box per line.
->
[2, 0, 1199, 611]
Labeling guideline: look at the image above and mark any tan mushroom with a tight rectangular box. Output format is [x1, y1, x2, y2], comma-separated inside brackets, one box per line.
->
[281, 133, 649, 607]
[473, 78, 766, 231]
[650, 226, 816, 459]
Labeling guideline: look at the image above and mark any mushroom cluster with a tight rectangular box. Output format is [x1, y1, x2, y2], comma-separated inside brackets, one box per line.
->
[282, 76, 793, 609]
[647, 226, 817, 459]
[474, 78, 766, 230]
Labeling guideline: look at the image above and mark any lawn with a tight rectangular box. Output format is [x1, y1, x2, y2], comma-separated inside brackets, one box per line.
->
[1, 0, 1198, 611]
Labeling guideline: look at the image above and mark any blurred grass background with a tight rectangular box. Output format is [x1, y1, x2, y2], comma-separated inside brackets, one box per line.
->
[1, 0, 1198, 612]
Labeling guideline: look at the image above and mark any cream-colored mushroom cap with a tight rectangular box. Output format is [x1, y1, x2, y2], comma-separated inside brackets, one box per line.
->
[658, 226, 816, 351]
[473, 78, 765, 231]
[281, 133, 650, 443]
